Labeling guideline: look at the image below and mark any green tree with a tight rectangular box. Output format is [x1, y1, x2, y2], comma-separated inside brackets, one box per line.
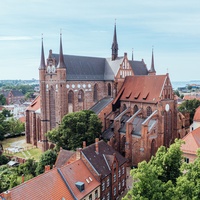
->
[178, 99, 200, 123]
[0, 155, 9, 165]
[18, 159, 37, 177]
[7, 118, 25, 136]
[35, 150, 57, 175]
[46, 110, 102, 150]
[1, 109, 13, 117]
[174, 90, 180, 97]
[0, 94, 6, 105]
[123, 140, 183, 200]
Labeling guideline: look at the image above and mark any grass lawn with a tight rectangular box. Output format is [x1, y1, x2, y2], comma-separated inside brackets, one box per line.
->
[1, 136, 43, 161]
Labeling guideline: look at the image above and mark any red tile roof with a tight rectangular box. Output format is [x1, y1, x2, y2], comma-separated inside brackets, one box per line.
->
[181, 127, 200, 154]
[113, 75, 167, 104]
[2, 168, 74, 200]
[193, 106, 200, 121]
[26, 95, 40, 111]
[19, 116, 25, 123]
[60, 159, 100, 199]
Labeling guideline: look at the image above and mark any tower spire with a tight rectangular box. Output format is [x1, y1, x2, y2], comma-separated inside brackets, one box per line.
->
[149, 47, 156, 74]
[57, 32, 66, 68]
[39, 35, 46, 69]
[111, 20, 118, 61]
[132, 48, 134, 61]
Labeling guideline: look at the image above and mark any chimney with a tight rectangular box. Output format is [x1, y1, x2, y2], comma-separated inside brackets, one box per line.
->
[95, 138, 99, 154]
[2, 190, 11, 200]
[22, 174, 24, 183]
[83, 141, 86, 149]
[76, 148, 82, 160]
[45, 165, 50, 172]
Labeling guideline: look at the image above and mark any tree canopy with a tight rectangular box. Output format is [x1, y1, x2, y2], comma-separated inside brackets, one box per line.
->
[35, 150, 57, 175]
[178, 99, 200, 123]
[123, 140, 200, 200]
[0, 94, 6, 105]
[46, 110, 102, 151]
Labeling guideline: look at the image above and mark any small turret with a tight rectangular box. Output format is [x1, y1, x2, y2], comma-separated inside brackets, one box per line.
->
[111, 21, 118, 61]
[149, 48, 156, 75]
[57, 33, 66, 68]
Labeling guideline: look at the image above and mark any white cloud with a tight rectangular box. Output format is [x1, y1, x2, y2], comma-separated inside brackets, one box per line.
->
[0, 36, 33, 41]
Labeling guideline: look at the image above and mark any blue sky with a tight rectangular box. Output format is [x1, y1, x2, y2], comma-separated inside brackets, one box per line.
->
[1, 0, 200, 81]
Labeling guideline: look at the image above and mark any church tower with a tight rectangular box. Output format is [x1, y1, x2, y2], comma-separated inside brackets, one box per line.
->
[56, 33, 67, 123]
[39, 37, 49, 151]
[111, 22, 118, 61]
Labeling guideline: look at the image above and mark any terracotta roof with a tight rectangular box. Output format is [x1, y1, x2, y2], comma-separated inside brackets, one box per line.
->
[2, 168, 74, 200]
[59, 159, 100, 199]
[19, 116, 25, 123]
[183, 95, 200, 101]
[26, 95, 40, 111]
[193, 106, 200, 121]
[81, 140, 127, 178]
[55, 149, 75, 168]
[113, 75, 167, 104]
[181, 127, 200, 154]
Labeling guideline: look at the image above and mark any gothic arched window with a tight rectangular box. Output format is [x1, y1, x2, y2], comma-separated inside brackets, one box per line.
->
[93, 84, 98, 102]
[68, 90, 74, 104]
[108, 83, 111, 96]
[146, 106, 152, 116]
[78, 90, 84, 102]
[133, 105, 138, 113]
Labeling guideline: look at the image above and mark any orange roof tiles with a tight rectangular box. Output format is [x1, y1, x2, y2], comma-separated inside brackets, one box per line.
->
[60, 159, 100, 199]
[181, 127, 200, 154]
[113, 75, 167, 104]
[4, 168, 74, 200]
[193, 106, 200, 121]
[26, 95, 40, 111]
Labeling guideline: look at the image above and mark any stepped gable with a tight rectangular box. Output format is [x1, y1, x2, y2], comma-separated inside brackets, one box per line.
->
[81, 140, 127, 178]
[55, 149, 75, 168]
[26, 95, 40, 111]
[113, 75, 167, 104]
[181, 127, 200, 154]
[59, 159, 100, 200]
[1, 168, 74, 200]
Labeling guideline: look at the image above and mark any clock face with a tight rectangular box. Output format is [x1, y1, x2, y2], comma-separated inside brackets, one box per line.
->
[47, 66, 51, 73]
[88, 84, 91, 88]
[52, 65, 56, 73]
[165, 104, 170, 112]
[66, 84, 70, 89]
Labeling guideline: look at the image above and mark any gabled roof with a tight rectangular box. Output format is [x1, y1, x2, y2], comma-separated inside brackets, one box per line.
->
[55, 149, 75, 168]
[3, 168, 74, 200]
[51, 54, 148, 81]
[113, 75, 167, 104]
[26, 96, 40, 111]
[81, 140, 127, 178]
[59, 159, 100, 200]
[181, 127, 200, 154]
[193, 106, 200, 122]
[11, 90, 24, 97]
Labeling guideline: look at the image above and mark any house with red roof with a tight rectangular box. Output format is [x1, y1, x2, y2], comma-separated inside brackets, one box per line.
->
[0, 159, 100, 200]
[190, 106, 200, 132]
[181, 127, 200, 163]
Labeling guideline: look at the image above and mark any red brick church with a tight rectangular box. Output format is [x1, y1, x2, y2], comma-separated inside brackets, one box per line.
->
[26, 23, 189, 166]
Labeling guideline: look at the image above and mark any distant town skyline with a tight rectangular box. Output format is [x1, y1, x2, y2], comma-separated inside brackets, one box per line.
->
[1, 0, 200, 81]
